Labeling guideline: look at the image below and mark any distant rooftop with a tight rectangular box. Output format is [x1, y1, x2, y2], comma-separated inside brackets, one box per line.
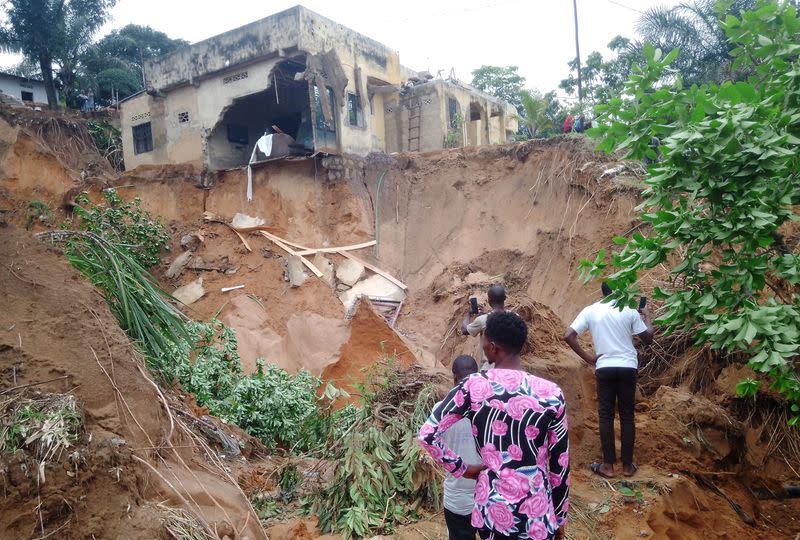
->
[0, 72, 44, 84]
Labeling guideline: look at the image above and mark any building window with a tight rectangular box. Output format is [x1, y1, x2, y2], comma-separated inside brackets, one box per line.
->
[178, 111, 189, 123]
[131, 112, 151, 122]
[469, 102, 482, 121]
[223, 71, 248, 85]
[227, 124, 249, 145]
[448, 97, 461, 128]
[21, 91, 33, 102]
[347, 92, 364, 127]
[132, 122, 153, 155]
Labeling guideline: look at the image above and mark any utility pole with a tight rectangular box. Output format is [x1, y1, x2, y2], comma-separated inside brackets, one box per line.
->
[572, 0, 583, 103]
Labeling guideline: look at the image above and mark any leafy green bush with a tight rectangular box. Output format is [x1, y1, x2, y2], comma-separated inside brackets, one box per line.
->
[586, 1, 800, 422]
[157, 320, 340, 451]
[71, 188, 169, 268]
[39, 190, 180, 359]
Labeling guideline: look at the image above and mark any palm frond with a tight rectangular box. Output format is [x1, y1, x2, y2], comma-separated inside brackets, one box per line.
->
[36, 231, 189, 360]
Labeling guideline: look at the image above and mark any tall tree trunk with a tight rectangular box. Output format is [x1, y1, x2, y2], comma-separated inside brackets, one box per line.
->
[38, 55, 60, 110]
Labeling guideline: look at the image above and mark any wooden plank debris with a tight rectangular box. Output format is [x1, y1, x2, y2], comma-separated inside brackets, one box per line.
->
[390, 299, 404, 328]
[294, 240, 376, 256]
[258, 231, 323, 278]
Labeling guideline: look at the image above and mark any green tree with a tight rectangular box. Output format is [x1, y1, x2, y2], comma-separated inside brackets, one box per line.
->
[586, 2, 800, 421]
[0, 0, 116, 109]
[560, 36, 641, 106]
[94, 67, 140, 102]
[82, 24, 187, 100]
[636, 0, 757, 85]
[519, 89, 554, 138]
[471, 65, 525, 112]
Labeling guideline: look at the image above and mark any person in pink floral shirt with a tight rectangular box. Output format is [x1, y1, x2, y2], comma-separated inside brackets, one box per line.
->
[419, 312, 569, 540]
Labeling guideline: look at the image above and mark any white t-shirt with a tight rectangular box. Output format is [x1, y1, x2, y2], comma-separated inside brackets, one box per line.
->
[438, 401, 482, 515]
[569, 301, 647, 370]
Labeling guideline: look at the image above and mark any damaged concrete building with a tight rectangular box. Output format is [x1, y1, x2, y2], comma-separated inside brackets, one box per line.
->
[119, 5, 518, 171]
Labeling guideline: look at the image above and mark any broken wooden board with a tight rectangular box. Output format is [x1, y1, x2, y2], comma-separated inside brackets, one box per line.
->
[258, 231, 323, 278]
[294, 240, 376, 256]
[338, 251, 408, 290]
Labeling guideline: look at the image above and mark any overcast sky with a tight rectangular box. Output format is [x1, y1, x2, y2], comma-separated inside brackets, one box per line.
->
[3, 0, 681, 97]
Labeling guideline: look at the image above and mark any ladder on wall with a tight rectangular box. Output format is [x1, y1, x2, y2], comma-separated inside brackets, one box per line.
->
[407, 99, 421, 152]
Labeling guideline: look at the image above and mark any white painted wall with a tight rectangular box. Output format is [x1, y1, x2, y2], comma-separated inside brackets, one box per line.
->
[0, 75, 47, 104]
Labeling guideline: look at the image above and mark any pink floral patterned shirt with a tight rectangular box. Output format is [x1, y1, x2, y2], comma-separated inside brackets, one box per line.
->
[418, 369, 570, 539]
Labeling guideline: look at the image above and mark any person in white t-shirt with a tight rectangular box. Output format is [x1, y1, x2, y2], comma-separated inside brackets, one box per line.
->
[439, 355, 482, 540]
[563, 282, 653, 478]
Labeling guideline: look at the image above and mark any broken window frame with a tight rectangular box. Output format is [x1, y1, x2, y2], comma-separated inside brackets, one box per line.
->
[132, 122, 153, 155]
[312, 84, 338, 152]
[346, 92, 365, 128]
[313, 85, 337, 132]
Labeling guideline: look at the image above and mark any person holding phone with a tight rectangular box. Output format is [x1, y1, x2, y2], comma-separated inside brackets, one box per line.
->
[462, 285, 509, 371]
[563, 282, 653, 478]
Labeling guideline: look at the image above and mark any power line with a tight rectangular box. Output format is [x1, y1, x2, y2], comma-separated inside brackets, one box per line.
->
[605, 0, 644, 14]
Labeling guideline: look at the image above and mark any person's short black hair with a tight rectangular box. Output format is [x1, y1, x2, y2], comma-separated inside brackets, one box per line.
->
[452, 355, 478, 380]
[487, 284, 507, 306]
[485, 311, 528, 355]
[601, 282, 612, 297]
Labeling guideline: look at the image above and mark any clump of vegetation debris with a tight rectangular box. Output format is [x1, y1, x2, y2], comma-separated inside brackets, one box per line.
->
[86, 119, 124, 171]
[1, 392, 82, 474]
[304, 365, 443, 539]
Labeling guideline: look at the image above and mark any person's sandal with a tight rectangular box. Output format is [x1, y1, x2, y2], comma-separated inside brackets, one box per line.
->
[590, 462, 615, 479]
[623, 463, 638, 477]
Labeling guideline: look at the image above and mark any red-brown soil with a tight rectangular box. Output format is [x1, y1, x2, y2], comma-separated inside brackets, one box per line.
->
[1, 108, 797, 539]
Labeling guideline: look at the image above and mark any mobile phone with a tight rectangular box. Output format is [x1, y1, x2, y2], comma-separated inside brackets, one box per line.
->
[639, 296, 647, 309]
[469, 297, 479, 314]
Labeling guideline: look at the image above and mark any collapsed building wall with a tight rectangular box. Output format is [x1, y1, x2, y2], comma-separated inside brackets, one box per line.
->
[121, 6, 403, 171]
[119, 5, 516, 171]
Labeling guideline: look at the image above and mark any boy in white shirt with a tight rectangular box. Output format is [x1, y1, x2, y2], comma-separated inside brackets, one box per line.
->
[564, 283, 653, 478]
[439, 355, 481, 539]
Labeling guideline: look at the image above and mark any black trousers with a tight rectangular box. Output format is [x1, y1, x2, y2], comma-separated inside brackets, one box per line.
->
[444, 508, 476, 540]
[596, 367, 637, 466]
